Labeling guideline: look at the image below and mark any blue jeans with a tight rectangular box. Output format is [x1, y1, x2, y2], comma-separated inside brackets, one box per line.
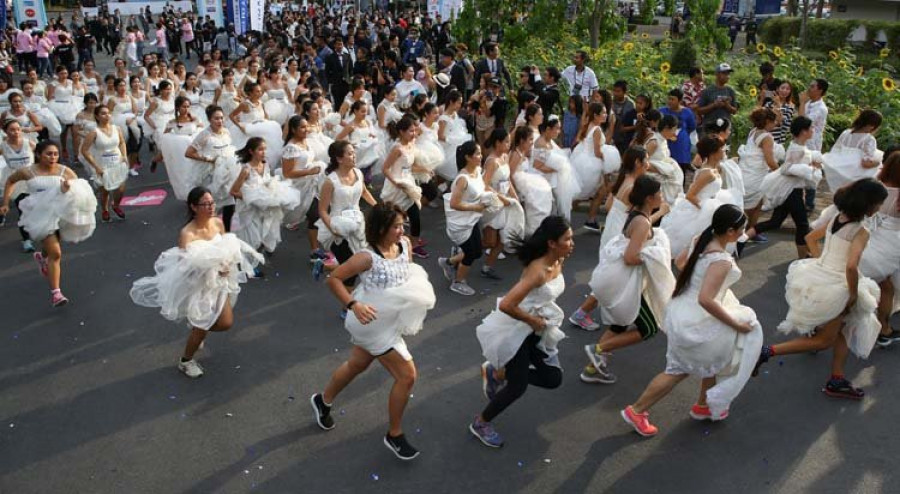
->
[36, 57, 52, 77]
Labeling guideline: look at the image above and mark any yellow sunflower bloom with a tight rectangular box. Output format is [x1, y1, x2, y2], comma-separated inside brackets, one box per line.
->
[828, 50, 839, 60]
[838, 60, 848, 69]
[856, 67, 864, 77]
[749, 86, 758, 97]
[615, 59, 623, 67]
[635, 59, 643, 67]
[756, 43, 766, 54]
[773, 46, 785, 58]
[884, 78, 897, 92]
[660, 62, 671, 73]
[880, 48, 891, 58]
[641, 32, 650, 39]
[623, 42, 635, 52]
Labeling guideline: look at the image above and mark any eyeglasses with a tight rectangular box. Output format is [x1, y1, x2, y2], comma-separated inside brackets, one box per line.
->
[197, 201, 216, 208]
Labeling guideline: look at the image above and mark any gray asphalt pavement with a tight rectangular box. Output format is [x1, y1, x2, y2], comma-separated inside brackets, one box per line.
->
[2, 47, 899, 494]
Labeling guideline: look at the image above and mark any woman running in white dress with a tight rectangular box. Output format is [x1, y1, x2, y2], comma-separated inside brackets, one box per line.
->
[214, 69, 241, 117]
[470, 216, 573, 448]
[481, 128, 525, 278]
[279, 116, 327, 256]
[380, 115, 428, 257]
[575, 103, 621, 230]
[621, 204, 762, 437]
[754, 179, 888, 399]
[144, 80, 177, 166]
[309, 203, 436, 461]
[642, 113, 683, 206]
[81, 105, 128, 223]
[185, 106, 240, 231]
[509, 126, 553, 237]
[130, 186, 263, 379]
[822, 110, 883, 192]
[73, 94, 99, 169]
[302, 99, 334, 164]
[46, 66, 82, 163]
[228, 82, 283, 166]
[436, 90, 471, 182]
[107, 77, 141, 175]
[532, 116, 581, 221]
[1, 92, 43, 145]
[159, 96, 203, 199]
[262, 67, 292, 125]
[738, 108, 784, 235]
[335, 100, 382, 175]
[0, 119, 36, 251]
[1, 140, 96, 306]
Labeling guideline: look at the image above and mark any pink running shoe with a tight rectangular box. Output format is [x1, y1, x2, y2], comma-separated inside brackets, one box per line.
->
[33, 252, 48, 278]
[621, 406, 658, 437]
[689, 404, 729, 421]
[50, 290, 69, 307]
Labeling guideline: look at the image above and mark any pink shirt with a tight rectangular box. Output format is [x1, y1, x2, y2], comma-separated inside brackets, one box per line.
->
[181, 22, 193, 42]
[15, 30, 34, 53]
[37, 38, 53, 58]
[156, 28, 167, 48]
[48, 30, 60, 46]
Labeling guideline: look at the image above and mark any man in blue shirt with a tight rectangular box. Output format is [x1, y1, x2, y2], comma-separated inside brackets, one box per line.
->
[401, 27, 426, 66]
[660, 88, 697, 183]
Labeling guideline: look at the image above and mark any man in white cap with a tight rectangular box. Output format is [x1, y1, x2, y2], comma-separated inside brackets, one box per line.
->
[697, 62, 739, 133]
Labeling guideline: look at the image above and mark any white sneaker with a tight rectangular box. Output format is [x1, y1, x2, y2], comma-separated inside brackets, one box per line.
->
[450, 280, 475, 296]
[129, 169, 139, 176]
[178, 359, 204, 378]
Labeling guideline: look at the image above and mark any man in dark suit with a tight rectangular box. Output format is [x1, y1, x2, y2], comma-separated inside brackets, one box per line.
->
[537, 66, 562, 117]
[473, 42, 512, 94]
[436, 48, 466, 103]
[324, 37, 352, 106]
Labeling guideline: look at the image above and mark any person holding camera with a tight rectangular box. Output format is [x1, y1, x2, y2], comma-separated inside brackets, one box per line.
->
[561, 50, 598, 101]
[697, 63, 739, 136]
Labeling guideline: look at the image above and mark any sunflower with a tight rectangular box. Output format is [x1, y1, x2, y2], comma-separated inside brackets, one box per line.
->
[660, 62, 671, 73]
[749, 86, 758, 97]
[880, 48, 891, 59]
[756, 43, 766, 54]
[884, 78, 897, 92]
[641, 32, 650, 40]
[635, 59, 643, 67]
[828, 50, 839, 60]
[773, 46, 785, 58]
[640, 69, 650, 81]
[615, 59, 623, 67]
[623, 42, 635, 52]
[856, 67, 864, 77]
[838, 60, 848, 69]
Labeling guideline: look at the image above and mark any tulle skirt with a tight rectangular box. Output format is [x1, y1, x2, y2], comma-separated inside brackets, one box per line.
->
[664, 290, 764, 418]
[860, 216, 900, 283]
[476, 300, 566, 369]
[544, 150, 581, 221]
[130, 233, 263, 330]
[18, 178, 97, 243]
[570, 143, 620, 200]
[381, 176, 421, 211]
[160, 132, 205, 201]
[778, 258, 881, 358]
[209, 156, 241, 207]
[228, 120, 284, 166]
[482, 198, 525, 246]
[236, 176, 303, 252]
[512, 171, 553, 236]
[822, 148, 882, 192]
[661, 190, 737, 258]
[589, 229, 675, 326]
[599, 198, 628, 248]
[345, 264, 436, 360]
[316, 209, 366, 253]
[263, 98, 293, 126]
[47, 100, 83, 125]
[648, 157, 684, 205]
[436, 125, 472, 181]
[90, 150, 128, 190]
[308, 132, 333, 164]
[277, 167, 325, 225]
[414, 137, 445, 182]
[33, 108, 63, 137]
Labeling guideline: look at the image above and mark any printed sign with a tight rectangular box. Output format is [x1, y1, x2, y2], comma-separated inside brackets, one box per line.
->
[121, 189, 168, 207]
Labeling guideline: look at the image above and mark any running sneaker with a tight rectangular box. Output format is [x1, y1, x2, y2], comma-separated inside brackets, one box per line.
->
[752, 345, 774, 377]
[583, 345, 616, 382]
[285, 222, 301, 231]
[312, 258, 326, 281]
[481, 361, 504, 400]
[50, 290, 69, 307]
[569, 311, 600, 331]
[112, 206, 126, 220]
[876, 329, 900, 348]
[101, 211, 111, 223]
[689, 404, 729, 421]
[748, 233, 769, 243]
[33, 252, 48, 277]
[438, 257, 456, 282]
[383, 433, 420, 460]
[580, 365, 617, 384]
[450, 280, 475, 296]
[252, 266, 265, 278]
[129, 169, 139, 177]
[339, 309, 347, 320]
[309, 248, 329, 264]
[412, 245, 429, 259]
[822, 378, 865, 400]
[310, 393, 335, 430]
[417, 238, 429, 247]
[22, 239, 35, 253]
[469, 416, 504, 448]
[480, 267, 502, 280]
[178, 359, 204, 378]
[621, 406, 658, 437]
[584, 220, 601, 232]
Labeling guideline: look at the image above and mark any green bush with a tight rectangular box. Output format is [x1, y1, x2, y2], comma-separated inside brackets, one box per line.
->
[761, 17, 900, 53]
[669, 40, 698, 74]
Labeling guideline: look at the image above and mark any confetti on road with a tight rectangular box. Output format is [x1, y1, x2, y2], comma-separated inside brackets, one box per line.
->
[168, 395, 176, 400]
[543, 459, 551, 464]
[517, 461, 523, 467]
[226, 413, 234, 418]
[371, 474, 379, 481]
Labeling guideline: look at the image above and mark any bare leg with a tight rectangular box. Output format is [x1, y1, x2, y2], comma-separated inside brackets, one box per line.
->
[307, 228, 319, 252]
[182, 303, 234, 359]
[43, 235, 62, 291]
[579, 295, 599, 313]
[588, 183, 608, 222]
[831, 332, 850, 377]
[379, 351, 417, 436]
[631, 373, 689, 414]
[100, 189, 110, 214]
[323, 346, 376, 404]
[772, 317, 842, 355]
[596, 329, 643, 352]
[746, 206, 762, 230]
[696, 377, 717, 407]
[455, 263, 471, 283]
[113, 185, 125, 208]
[878, 279, 895, 336]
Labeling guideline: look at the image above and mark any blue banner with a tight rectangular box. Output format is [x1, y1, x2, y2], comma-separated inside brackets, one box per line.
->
[226, 0, 249, 34]
[197, 0, 225, 27]
[12, 0, 48, 29]
[0, 0, 7, 34]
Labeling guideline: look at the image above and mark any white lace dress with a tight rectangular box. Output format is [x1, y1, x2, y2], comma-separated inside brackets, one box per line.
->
[647, 132, 685, 205]
[228, 102, 284, 166]
[664, 251, 764, 418]
[661, 171, 734, 258]
[570, 125, 621, 199]
[160, 120, 203, 200]
[482, 161, 525, 245]
[235, 165, 302, 252]
[779, 218, 881, 358]
[130, 233, 263, 330]
[263, 87, 292, 125]
[512, 154, 553, 236]
[381, 145, 421, 210]
[344, 238, 437, 360]
[190, 127, 239, 207]
[533, 143, 581, 221]
[738, 130, 786, 209]
[89, 126, 128, 190]
[47, 80, 83, 125]
[822, 130, 883, 192]
[436, 114, 472, 181]
[315, 169, 367, 253]
[477, 273, 567, 369]
[444, 170, 489, 245]
[278, 142, 326, 223]
[17, 166, 96, 243]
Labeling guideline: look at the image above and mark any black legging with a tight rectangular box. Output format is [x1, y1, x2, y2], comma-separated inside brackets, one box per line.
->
[407, 204, 421, 238]
[458, 225, 482, 267]
[420, 179, 439, 202]
[755, 188, 809, 245]
[331, 240, 357, 287]
[306, 198, 320, 230]
[481, 333, 562, 422]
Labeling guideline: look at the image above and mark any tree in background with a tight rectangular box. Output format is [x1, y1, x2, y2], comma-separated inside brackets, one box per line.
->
[684, 0, 729, 53]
